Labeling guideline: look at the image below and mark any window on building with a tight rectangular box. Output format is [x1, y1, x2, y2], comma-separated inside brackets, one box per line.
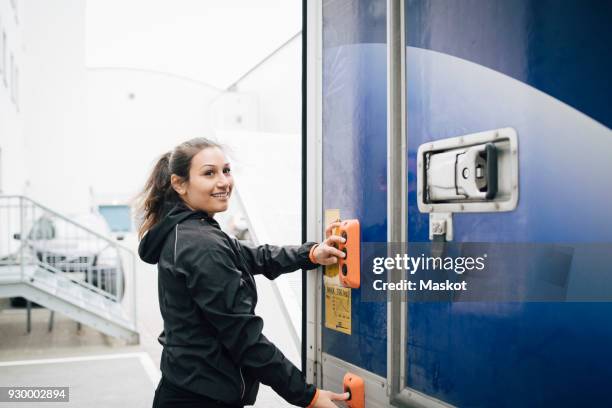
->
[98, 205, 133, 233]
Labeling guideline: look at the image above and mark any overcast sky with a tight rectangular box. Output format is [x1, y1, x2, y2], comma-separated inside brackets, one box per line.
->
[85, 0, 301, 89]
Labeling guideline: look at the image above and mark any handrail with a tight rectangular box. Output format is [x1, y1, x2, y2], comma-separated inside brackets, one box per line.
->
[33, 258, 122, 301]
[0, 195, 132, 253]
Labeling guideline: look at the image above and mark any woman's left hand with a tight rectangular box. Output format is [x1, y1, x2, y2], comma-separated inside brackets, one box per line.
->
[311, 221, 346, 265]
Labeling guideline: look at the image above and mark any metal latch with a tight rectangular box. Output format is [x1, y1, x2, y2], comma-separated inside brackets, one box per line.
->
[426, 142, 498, 202]
[417, 128, 519, 241]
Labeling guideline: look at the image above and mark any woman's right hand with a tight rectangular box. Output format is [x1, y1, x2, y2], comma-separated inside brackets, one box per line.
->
[310, 221, 347, 265]
[312, 389, 351, 407]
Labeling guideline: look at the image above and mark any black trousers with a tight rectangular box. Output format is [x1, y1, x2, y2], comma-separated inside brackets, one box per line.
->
[153, 376, 244, 408]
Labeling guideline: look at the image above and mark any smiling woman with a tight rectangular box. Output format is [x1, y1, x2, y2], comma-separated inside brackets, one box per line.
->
[135, 138, 349, 408]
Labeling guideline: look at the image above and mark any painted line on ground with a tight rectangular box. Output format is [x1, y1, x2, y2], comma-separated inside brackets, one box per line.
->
[0, 352, 162, 384]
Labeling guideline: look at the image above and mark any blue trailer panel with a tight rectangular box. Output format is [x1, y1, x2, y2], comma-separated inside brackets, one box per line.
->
[321, 0, 388, 377]
[405, 1, 612, 406]
[311, 0, 612, 406]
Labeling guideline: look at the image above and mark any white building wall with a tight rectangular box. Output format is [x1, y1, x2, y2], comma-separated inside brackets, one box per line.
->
[234, 35, 301, 135]
[0, 0, 25, 195]
[2, 1, 302, 213]
[226, 35, 303, 243]
[85, 37, 302, 203]
[21, 0, 89, 214]
[86, 70, 221, 200]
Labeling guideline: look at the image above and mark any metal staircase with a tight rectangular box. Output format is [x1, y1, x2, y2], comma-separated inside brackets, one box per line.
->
[0, 196, 139, 344]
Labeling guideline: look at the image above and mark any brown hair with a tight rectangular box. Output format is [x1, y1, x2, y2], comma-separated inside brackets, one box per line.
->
[136, 137, 221, 239]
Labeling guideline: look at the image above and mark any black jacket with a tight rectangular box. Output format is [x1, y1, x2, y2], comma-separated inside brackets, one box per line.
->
[138, 202, 318, 406]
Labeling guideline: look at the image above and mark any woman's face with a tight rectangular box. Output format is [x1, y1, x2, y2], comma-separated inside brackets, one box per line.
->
[173, 147, 233, 215]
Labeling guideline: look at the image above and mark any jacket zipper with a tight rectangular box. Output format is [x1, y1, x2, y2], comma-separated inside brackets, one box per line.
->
[239, 367, 246, 400]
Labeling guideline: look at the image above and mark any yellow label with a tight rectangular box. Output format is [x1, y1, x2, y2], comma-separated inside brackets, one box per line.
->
[323, 209, 341, 285]
[323, 209, 351, 334]
[324, 285, 351, 335]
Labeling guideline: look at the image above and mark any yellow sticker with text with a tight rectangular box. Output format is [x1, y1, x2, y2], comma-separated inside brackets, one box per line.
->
[325, 285, 351, 335]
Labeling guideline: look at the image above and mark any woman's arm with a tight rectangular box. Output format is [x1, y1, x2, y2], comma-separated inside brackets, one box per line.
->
[233, 220, 347, 280]
[179, 247, 317, 406]
[235, 240, 319, 280]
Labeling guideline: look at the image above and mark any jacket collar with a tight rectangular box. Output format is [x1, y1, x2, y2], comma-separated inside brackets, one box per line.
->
[138, 200, 215, 264]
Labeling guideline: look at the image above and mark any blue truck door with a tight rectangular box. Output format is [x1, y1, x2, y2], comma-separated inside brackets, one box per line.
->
[405, 1, 612, 407]
[321, 0, 389, 379]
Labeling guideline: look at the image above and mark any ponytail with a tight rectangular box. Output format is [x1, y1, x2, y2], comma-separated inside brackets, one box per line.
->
[136, 152, 178, 239]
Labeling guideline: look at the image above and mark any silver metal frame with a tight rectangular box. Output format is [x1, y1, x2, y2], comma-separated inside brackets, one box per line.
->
[387, 0, 407, 403]
[390, 2, 457, 406]
[305, 0, 324, 387]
